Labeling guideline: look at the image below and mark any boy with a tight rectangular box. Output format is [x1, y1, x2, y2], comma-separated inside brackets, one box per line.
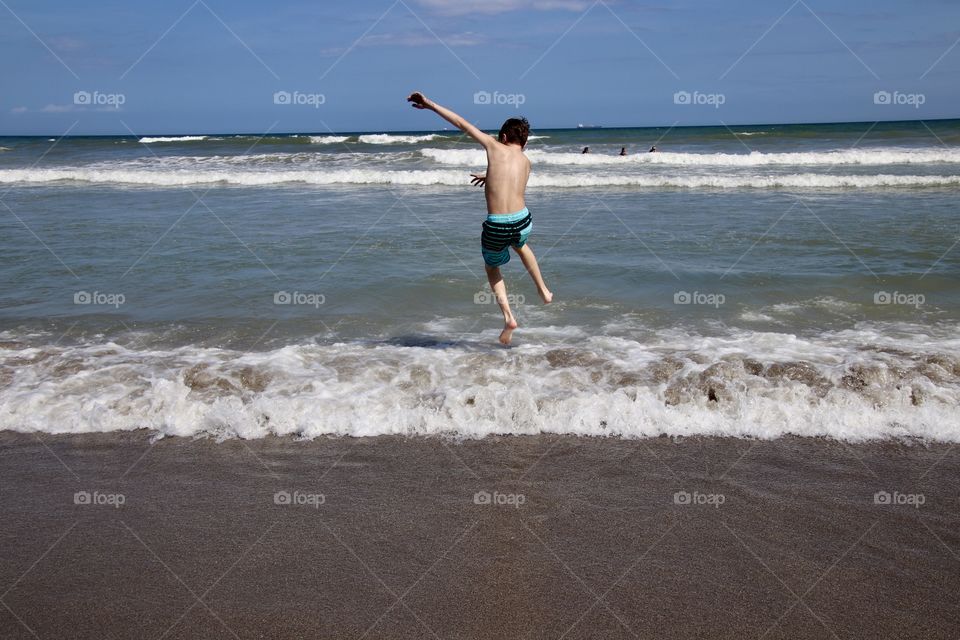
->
[407, 91, 552, 345]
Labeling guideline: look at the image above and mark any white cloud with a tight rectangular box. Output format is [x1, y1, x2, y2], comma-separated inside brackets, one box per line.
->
[11, 106, 28, 114]
[415, 0, 590, 16]
[41, 104, 75, 113]
[319, 29, 486, 55]
[48, 35, 88, 52]
[361, 31, 485, 47]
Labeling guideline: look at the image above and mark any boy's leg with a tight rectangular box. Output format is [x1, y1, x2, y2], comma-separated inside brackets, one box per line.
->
[513, 244, 553, 304]
[485, 264, 518, 345]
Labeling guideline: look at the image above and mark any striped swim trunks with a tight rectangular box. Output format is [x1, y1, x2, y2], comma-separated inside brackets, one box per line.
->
[480, 208, 532, 267]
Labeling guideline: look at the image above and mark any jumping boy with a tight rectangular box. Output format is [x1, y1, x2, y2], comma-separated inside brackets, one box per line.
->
[407, 91, 552, 345]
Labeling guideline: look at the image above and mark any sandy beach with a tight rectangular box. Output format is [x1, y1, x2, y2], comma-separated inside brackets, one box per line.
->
[3, 0, 959, 637]
[1, 432, 957, 639]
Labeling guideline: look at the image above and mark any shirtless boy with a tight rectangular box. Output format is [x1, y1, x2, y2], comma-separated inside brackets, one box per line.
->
[406, 91, 552, 345]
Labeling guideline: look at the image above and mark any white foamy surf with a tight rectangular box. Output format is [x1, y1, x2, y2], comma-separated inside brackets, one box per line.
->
[309, 135, 350, 144]
[1, 324, 958, 441]
[421, 147, 960, 167]
[138, 136, 209, 144]
[2, 167, 957, 190]
[358, 133, 442, 144]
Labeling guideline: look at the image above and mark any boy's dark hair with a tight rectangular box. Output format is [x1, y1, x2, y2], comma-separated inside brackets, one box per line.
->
[499, 117, 530, 147]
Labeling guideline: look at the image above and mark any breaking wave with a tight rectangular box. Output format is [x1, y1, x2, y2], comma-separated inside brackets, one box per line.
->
[1, 167, 957, 190]
[421, 147, 960, 167]
[138, 136, 209, 144]
[1, 324, 958, 441]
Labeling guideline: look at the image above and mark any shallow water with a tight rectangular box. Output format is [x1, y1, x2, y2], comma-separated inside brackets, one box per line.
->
[0, 121, 957, 439]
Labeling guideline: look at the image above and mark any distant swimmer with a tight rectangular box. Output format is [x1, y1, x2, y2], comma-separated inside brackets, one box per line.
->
[619, 147, 627, 156]
[649, 146, 658, 153]
[581, 147, 590, 154]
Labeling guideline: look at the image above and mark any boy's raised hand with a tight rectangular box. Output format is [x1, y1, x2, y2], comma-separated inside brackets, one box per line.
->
[407, 92, 432, 110]
[406, 92, 495, 149]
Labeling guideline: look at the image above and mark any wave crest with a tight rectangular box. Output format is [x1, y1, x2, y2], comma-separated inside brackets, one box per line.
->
[422, 147, 960, 167]
[309, 135, 350, 144]
[358, 133, 441, 144]
[138, 136, 209, 144]
[1, 167, 957, 189]
[1, 328, 958, 440]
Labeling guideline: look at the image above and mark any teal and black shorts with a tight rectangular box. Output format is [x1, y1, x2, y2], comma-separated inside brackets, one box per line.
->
[481, 208, 532, 267]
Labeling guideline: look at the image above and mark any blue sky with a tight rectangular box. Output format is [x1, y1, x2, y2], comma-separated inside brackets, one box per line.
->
[2, 0, 958, 135]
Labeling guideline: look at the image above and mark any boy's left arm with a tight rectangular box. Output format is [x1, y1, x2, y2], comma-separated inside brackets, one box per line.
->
[407, 92, 497, 150]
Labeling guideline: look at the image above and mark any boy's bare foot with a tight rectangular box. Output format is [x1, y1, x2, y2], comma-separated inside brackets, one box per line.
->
[540, 289, 553, 304]
[499, 317, 518, 345]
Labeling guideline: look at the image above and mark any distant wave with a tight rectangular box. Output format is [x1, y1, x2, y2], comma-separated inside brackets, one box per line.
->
[2, 168, 957, 190]
[421, 147, 960, 167]
[309, 135, 350, 144]
[139, 136, 209, 144]
[358, 133, 441, 144]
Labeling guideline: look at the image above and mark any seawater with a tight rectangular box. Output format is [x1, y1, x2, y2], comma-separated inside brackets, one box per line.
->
[0, 120, 957, 440]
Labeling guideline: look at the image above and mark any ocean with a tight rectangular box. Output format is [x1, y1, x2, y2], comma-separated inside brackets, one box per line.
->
[0, 120, 958, 440]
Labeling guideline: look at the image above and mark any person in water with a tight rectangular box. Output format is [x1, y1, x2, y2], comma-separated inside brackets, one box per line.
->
[619, 147, 627, 156]
[406, 91, 553, 345]
[581, 146, 590, 154]
[649, 145, 658, 153]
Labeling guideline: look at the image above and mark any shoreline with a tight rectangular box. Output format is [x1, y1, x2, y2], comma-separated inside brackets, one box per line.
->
[1, 432, 958, 638]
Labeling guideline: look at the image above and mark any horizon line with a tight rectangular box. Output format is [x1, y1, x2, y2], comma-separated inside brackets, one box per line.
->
[2, 116, 958, 139]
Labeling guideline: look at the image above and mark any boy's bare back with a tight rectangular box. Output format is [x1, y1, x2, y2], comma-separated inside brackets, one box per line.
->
[481, 143, 530, 215]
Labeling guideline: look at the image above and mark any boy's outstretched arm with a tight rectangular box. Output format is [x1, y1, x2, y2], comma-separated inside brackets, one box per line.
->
[407, 92, 497, 149]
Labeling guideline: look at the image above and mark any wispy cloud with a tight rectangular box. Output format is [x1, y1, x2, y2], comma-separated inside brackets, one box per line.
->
[415, 0, 590, 16]
[361, 31, 485, 47]
[10, 106, 28, 114]
[319, 29, 486, 56]
[34, 103, 122, 113]
[47, 35, 89, 52]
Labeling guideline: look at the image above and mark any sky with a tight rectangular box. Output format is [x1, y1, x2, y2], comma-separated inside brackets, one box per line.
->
[1, 0, 958, 135]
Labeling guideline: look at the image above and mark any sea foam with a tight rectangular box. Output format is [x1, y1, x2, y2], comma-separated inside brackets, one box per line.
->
[358, 133, 442, 144]
[1, 167, 957, 189]
[1, 325, 958, 441]
[309, 136, 350, 144]
[138, 136, 209, 144]
[421, 147, 960, 167]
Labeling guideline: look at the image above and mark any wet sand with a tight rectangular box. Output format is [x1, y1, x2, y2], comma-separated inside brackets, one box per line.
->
[0, 432, 958, 639]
